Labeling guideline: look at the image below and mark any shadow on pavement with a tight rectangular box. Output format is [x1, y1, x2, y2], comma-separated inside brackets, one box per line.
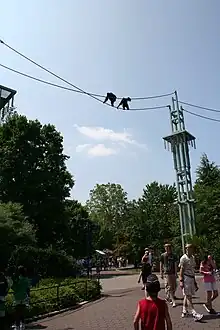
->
[26, 324, 47, 329]
[202, 313, 220, 320]
[103, 289, 136, 298]
[98, 272, 138, 279]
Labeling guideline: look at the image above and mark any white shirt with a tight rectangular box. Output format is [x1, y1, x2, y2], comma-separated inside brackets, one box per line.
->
[179, 253, 196, 277]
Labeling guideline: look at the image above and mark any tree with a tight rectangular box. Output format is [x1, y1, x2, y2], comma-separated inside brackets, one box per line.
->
[0, 114, 74, 246]
[0, 202, 36, 265]
[63, 199, 99, 258]
[196, 153, 220, 186]
[86, 183, 128, 251]
[137, 182, 179, 252]
[194, 154, 220, 240]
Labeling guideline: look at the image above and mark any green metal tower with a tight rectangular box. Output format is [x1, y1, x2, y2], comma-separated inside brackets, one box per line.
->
[163, 91, 196, 253]
[0, 84, 17, 122]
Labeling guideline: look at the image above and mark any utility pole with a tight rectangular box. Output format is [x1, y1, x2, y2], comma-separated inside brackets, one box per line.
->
[163, 91, 196, 253]
[0, 84, 17, 122]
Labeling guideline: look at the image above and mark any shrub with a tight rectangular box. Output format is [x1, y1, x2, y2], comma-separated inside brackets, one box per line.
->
[6, 278, 101, 319]
[9, 246, 83, 278]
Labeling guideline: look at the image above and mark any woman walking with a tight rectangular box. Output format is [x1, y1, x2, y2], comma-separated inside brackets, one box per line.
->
[200, 255, 219, 314]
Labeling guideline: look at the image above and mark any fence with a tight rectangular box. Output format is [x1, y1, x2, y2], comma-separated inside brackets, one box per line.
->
[31, 279, 89, 306]
[7, 279, 97, 311]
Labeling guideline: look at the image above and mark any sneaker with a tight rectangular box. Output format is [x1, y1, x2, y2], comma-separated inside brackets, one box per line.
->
[20, 322, 25, 330]
[203, 303, 210, 313]
[172, 301, 176, 308]
[181, 311, 189, 318]
[193, 312, 203, 321]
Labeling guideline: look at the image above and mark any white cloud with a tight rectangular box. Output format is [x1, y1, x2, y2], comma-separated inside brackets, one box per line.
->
[87, 144, 118, 157]
[74, 125, 146, 149]
[75, 144, 90, 152]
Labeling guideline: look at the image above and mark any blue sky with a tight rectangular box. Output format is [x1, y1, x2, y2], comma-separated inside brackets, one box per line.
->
[1, 0, 220, 203]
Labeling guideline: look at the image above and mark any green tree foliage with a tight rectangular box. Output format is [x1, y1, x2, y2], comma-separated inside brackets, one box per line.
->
[63, 199, 99, 258]
[86, 183, 128, 251]
[0, 202, 36, 265]
[87, 181, 179, 261]
[0, 114, 74, 246]
[194, 154, 220, 262]
[194, 154, 220, 237]
[136, 182, 179, 252]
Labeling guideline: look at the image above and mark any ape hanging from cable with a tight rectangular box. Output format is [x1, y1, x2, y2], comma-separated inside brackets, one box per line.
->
[117, 97, 131, 110]
[103, 92, 117, 107]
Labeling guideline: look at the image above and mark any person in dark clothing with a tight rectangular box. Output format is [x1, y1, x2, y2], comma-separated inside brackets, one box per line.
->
[12, 266, 30, 330]
[103, 92, 117, 107]
[138, 256, 152, 290]
[0, 266, 9, 330]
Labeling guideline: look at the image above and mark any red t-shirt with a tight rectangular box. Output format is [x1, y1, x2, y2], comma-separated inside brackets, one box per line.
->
[139, 297, 166, 330]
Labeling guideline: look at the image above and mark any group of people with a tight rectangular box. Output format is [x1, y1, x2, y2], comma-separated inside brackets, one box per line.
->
[0, 265, 39, 330]
[134, 243, 219, 329]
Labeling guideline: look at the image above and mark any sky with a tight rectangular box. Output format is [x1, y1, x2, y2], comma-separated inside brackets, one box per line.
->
[1, 0, 220, 203]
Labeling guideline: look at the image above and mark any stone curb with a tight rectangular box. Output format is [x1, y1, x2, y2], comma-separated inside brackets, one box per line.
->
[26, 298, 100, 323]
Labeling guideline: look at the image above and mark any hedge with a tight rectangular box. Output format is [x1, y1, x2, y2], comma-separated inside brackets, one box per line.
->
[6, 278, 101, 319]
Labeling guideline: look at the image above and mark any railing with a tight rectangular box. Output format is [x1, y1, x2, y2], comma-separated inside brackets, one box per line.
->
[7, 279, 93, 309]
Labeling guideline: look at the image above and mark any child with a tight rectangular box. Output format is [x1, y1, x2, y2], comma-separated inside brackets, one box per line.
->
[134, 274, 172, 330]
[0, 266, 9, 330]
[11, 266, 30, 330]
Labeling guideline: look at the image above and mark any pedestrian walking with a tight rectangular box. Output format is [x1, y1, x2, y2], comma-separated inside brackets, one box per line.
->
[160, 243, 177, 307]
[11, 266, 30, 330]
[134, 274, 172, 330]
[200, 254, 219, 314]
[179, 244, 203, 321]
[138, 255, 152, 290]
[0, 266, 9, 330]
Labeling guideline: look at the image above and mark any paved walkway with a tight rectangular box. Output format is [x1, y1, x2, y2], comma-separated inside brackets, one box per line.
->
[29, 275, 220, 330]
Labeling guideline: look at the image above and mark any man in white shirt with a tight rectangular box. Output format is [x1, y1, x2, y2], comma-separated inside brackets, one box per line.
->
[179, 244, 203, 321]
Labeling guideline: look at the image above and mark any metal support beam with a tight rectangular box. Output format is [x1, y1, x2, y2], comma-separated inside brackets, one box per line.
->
[163, 91, 196, 253]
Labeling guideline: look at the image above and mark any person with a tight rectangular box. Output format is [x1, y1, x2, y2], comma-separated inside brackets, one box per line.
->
[138, 254, 152, 290]
[160, 243, 177, 307]
[11, 266, 30, 330]
[200, 255, 219, 314]
[134, 274, 172, 330]
[0, 266, 9, 330]
[117, 97, 131, 110]
[103, 92, 117, 107]
[179, 244, 203, 321]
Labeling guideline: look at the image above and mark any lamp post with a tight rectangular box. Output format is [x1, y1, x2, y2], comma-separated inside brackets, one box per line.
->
[86, 221, 91, 278]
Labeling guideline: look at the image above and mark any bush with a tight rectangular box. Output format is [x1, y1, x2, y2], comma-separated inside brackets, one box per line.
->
[6, 278, 101, 319]
[9, 246, 83, 278]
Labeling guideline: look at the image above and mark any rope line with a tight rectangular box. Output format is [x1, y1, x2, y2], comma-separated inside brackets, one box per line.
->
[182, 108, 220, 123]
[179, 100, 220, 114]
[0, 39, 174, 110]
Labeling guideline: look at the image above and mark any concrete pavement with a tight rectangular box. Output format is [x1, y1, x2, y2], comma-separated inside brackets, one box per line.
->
[29, 274, 220, 330]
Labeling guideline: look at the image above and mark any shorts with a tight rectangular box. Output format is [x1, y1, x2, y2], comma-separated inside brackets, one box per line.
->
[183, 275, 195, 296]
[13, 297, 29, 308]
[204, 282, 217, 291]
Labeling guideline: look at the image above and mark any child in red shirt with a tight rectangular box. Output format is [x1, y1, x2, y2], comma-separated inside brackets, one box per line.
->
[134, 274, 172, 330]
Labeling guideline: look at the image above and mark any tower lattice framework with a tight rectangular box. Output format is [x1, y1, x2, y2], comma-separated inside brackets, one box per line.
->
[163, 91, 196, 252]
